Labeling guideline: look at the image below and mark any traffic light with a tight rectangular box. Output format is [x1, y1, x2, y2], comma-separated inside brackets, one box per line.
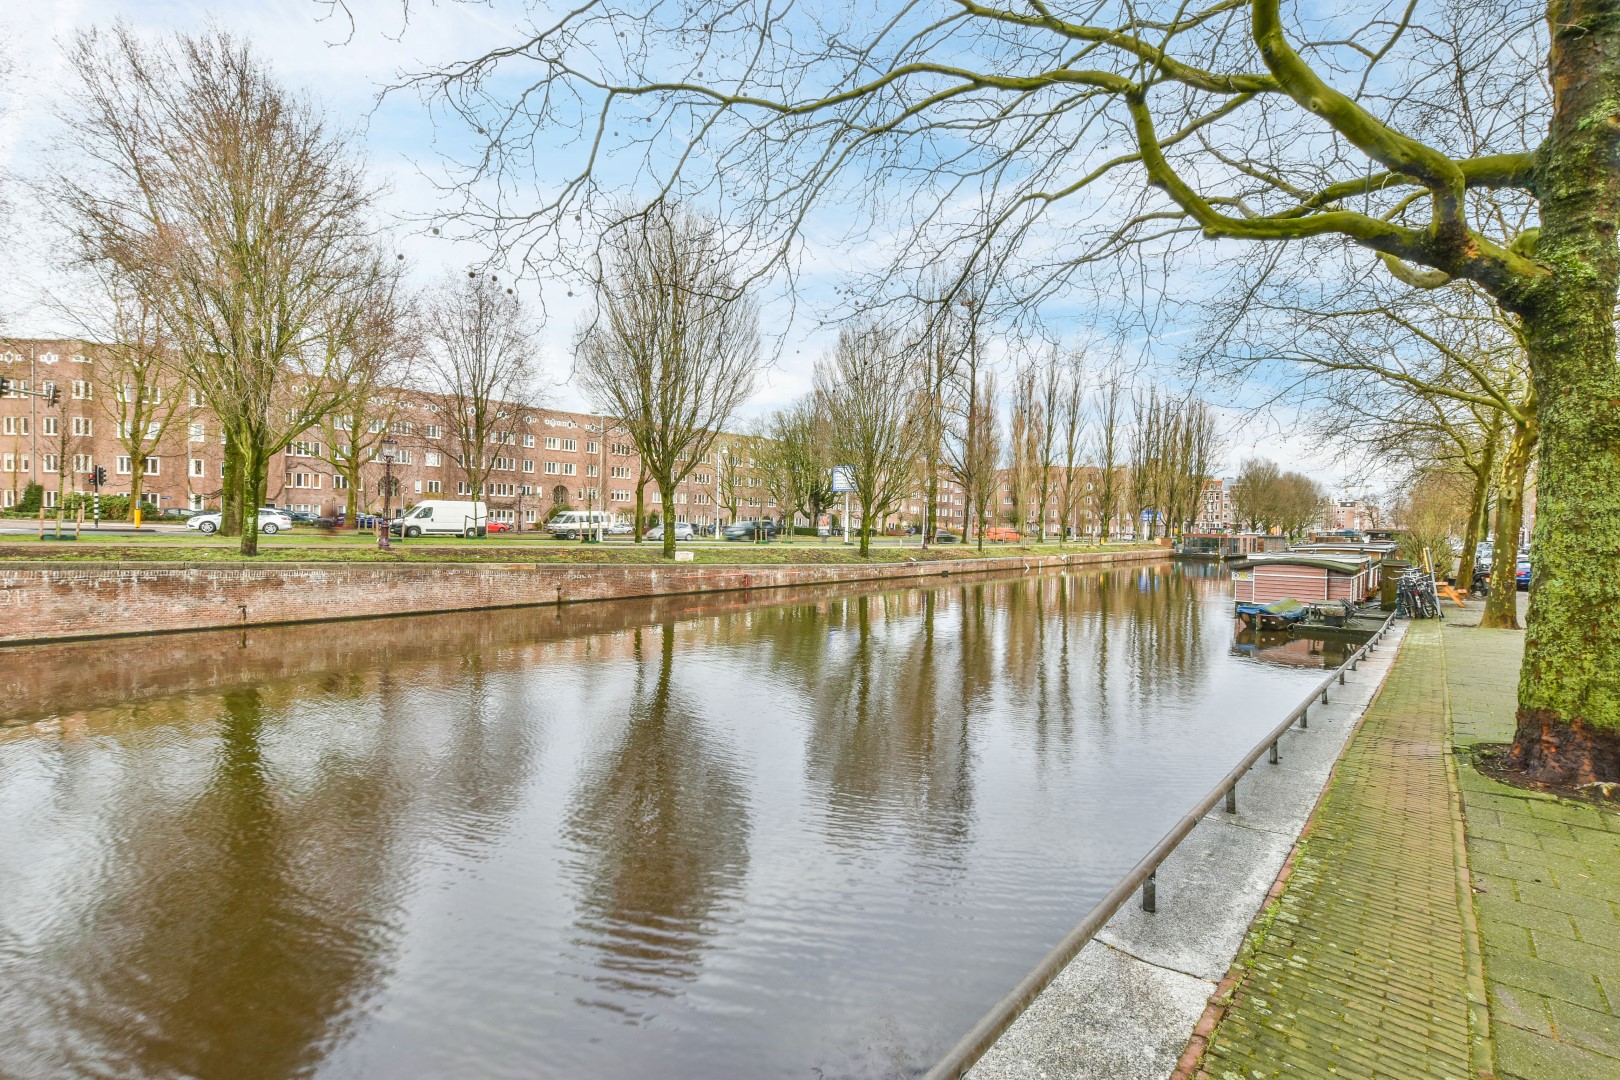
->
[92, 465, 107, 489]
[0, 376, 9, 396]
[47, 385, 60, 406]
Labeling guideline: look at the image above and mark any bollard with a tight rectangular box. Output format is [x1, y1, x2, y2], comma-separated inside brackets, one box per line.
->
[1142, 870, 1157, 913]
[1269, 740, 1280, 764]
[1226, 785, 1237, 813]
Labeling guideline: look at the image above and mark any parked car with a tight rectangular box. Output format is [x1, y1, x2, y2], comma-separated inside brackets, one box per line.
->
[932, 530, 962, 543]
[486, 520, 511, 533]
[391, 500, 489, 538]
[722, 519, 778, 540]
[187, 508, 294, 535]
[982, 526, 1022, 542]
[644, 522, 696, 541]
[606, 521, 634, 536]
[1475, 541, 1494, 570]
[548, 510, 617, 539]
[1517, 552, 1532, 590]
[285, 510, 320, 524]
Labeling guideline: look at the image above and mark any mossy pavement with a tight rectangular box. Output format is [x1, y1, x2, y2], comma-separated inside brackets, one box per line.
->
[1197, 601, 1620, 1079]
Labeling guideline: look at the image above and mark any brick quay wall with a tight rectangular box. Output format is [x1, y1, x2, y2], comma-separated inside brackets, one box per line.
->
[0, 549, 1168, 646]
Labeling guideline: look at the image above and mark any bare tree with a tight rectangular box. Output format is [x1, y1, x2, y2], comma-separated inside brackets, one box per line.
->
[1092, 365, 1126, 542]
[420, 272, 540, 530]
[60, 27, 387, 555]
[755, 398, 832, 541]
[816, 323, 924, 556]
[576, 205, 758, 558]
[1054, 351, 1088, 541]
[319, 267, 415, 527]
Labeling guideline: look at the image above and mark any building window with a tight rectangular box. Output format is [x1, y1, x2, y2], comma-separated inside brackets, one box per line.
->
[72, 417, 94, 437]
[457, 481, 472, 496]
[544, 437, 559, 450]
[333, 474, 349, 490]
[424, 424, 441, 439]
[611, 442, 634, 456]
[561, 462, 576, 476]
[425, 480, 441, 494]
[116, 456, 132, 475]
[190, 458, 206, 478]
[144, 457, 160, 476]
[44, 490, 58, 509]
[522, 459, 535, 473]
[39, 454, 57, 473]
[585, 441, 599, 455]
[189, 423, 206, 442]
[522, 434, 535, 448]
[544, 461, 559, 474]
[72, 454, 93, 473]
[585, 463, 599, 477]
[290, 472, 321, 489]
[190, 387, 207, 407]
[1, 416, 28, 436]
[72, 353, 91, 365]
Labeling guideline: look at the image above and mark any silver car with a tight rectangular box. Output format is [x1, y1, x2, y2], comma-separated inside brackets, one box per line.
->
[186, 509, 294, 535]
[643, 522, 695, 541]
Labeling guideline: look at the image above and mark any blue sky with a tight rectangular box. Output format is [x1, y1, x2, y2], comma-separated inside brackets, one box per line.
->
[0, 0, 1371, 496]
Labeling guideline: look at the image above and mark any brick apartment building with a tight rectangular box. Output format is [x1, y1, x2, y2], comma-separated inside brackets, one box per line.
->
[0, 337, 970, 534]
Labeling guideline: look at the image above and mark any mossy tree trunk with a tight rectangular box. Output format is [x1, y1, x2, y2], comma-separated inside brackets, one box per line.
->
[221, 436, 243, 538]
[1482, 412, 1536, 629]
[1509, 0, 1620, 782]
[659, 484, 677, 559]
[1456, 422, 1499, 590]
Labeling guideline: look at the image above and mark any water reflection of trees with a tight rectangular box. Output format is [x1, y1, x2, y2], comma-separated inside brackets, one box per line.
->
[0, 659, 542, 1078]
[562, 621, 751, 1016]
[804, 592, 976, 859]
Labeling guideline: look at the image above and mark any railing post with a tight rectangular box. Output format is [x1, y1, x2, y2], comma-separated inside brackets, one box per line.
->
[1226, 784, 1238, 813]
[1299, 706, 1308, 729]
[1269, 740, 1280, 764]
[1339, 668, 1347, 684]
[1141, 870, 1157, 913]
[1321, 688, 1329, 704]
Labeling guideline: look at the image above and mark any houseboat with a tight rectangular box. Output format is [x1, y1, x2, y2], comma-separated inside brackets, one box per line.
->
[1173, 532, 1288, 560]
[1229, 553, 1379, 608]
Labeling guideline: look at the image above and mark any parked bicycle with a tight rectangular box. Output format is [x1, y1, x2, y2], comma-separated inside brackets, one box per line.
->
[1396, 568, 1439, 619]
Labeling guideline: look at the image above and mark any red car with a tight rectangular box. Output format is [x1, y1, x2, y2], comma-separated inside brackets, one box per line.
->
[982, 526, 1023, 542]
[486, 520, 511, 533]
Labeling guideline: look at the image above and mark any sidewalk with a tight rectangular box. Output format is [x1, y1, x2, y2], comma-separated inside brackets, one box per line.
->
[1445, 609, 1620, 1079]
[1197, 604, 1620, 1079]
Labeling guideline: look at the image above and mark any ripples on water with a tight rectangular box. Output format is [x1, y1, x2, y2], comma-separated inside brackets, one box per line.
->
[0, 564, 1322, 1079]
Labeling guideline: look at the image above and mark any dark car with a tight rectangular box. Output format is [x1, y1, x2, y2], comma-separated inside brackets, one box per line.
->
[285, 510, 320, 525]
[722, 519, 779, 540]
[1516, 552, 1532, 590]
[931, 530, 961, 543]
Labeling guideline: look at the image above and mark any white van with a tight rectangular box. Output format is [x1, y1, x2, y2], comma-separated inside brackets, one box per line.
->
[394, 500, 488, 538]
[547, 509, 616, 539]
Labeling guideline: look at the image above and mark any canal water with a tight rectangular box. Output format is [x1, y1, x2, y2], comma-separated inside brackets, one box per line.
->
[0, 563, 1323, 1079]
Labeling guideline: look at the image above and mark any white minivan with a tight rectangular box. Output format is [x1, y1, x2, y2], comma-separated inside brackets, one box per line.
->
[393, 500, 488, 538]
[547, 510, 616, 539]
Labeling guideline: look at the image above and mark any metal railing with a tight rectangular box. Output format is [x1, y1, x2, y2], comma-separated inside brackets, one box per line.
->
[922, 607, 1400, 1080]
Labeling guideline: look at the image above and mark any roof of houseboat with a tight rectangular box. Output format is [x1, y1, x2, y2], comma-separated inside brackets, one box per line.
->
[1229, 553, 1371, 575]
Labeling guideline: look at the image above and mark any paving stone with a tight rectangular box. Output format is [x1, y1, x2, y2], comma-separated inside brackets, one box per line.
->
[1494, 1022, 1620, 1080]
[1548, 998, 1620, 1061]
[1200, 622, 1476, 1078]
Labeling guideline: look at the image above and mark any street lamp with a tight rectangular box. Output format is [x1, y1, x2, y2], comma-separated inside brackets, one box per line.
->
[377, 437, 397, 550]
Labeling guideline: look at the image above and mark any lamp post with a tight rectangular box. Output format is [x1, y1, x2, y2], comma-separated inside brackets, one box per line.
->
[377, 438, 397, 550]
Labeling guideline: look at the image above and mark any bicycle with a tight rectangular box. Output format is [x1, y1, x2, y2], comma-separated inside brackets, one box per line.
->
[1396, 568, 1439, 619]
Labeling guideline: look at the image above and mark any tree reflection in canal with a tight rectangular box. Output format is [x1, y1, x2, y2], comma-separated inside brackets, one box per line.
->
[564, 621, 751, 1012]
[0, 563, 1321, 1079]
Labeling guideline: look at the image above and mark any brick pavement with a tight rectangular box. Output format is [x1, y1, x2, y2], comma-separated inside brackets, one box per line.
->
[1198, 605, 1620, 1080]
[1444, 613, 1620, 1080]
[1200, 619, 1481, 1078]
